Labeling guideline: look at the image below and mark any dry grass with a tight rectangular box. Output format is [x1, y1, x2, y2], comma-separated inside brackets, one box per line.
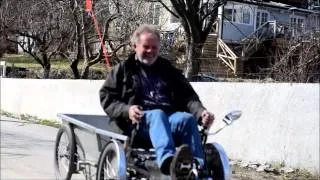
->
[0, 53, 107, 71]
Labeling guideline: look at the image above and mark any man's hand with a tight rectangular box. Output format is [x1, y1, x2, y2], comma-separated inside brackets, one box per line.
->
[128, 105, 144, 124]
[201, 110, 215, 128]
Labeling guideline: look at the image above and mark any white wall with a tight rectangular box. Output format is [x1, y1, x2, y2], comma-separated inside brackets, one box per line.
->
[1, 78, 319, 174]
[194, 82, 319, 174]
[0, 78, 106, 119]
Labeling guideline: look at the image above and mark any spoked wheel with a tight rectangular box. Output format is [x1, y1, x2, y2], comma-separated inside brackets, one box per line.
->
[204, 143, 231, 180]
[54, 124, 76, 180]
[96, 139, 126, 180]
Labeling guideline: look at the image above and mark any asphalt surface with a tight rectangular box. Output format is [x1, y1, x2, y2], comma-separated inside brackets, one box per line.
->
[0, 116, 84, 180]
[0, 116, 250, 180]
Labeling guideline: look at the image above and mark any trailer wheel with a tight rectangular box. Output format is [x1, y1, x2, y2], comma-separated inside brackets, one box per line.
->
[96, 140, 126, 180]
[54, 124, 76, 180]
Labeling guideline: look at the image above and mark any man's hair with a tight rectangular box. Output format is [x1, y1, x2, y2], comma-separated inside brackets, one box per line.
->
[130, 24, 160, 45]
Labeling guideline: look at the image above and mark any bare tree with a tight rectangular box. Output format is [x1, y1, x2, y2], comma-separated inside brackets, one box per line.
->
[0, 0, 70, 78]
[2, 0, 223, 78]
[80, 0, 150, 79]
[60, 0, 149, 79]
[53, 0, 86, 79]
[270, 36, 320, 83]
[0, 36, 5, 57]
[156, 0, 226, 77]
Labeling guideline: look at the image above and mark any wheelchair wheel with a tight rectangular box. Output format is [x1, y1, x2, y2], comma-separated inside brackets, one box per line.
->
[96, 139, 126, 180]
[204, 143, 231, 180]
[54, 124, 76, 180]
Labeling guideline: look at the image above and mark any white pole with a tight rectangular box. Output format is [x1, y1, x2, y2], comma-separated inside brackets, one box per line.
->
[0, 61, 6, 77]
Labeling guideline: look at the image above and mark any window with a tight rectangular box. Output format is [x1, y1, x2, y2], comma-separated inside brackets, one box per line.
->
[291, 17, 297, 26]
[224, 4, 252, 25]
[233, 9, 242, 23]
[256, 11, 269, 29]
[242, 8, 251, 24]
[290, 17, 304, 28]
[261, 12, 268, 24]
[290, 16, 305, 36]
[224, 8, 234, 21]
[298, 19, 304, 27]
[148, 4, 161, 25]
[256, 11, 260, 29]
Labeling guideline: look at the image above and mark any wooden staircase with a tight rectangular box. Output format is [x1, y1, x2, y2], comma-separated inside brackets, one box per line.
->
[199, 33, 245, 77]
[209, 21, 277, 76]
[200, 34, 221, 73]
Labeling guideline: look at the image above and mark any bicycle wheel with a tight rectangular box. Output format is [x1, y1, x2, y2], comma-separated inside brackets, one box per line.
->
[204, 142, 231, 180]
[54, 124, 76, 180]
[96, 139, 126, 180]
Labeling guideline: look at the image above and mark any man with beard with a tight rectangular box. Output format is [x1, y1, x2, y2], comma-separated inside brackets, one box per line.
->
[100, 24, 214, 179]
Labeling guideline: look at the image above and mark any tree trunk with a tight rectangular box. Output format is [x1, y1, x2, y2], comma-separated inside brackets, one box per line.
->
[70, 61, 80, 79]
[80, 63, 90, 79]
[184, 41, 203, 78]
[41, 52, 51, 79]
[43, 64, 51, 79]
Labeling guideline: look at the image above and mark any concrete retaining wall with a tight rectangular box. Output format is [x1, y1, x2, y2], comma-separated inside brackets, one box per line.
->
[1, 78, 319, 174]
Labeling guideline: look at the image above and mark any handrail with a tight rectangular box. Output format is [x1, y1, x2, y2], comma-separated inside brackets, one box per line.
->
[218, 39, 237, 58]
[217, 38, 238, 74]
[241, 21, 276, 57]
[242, 20, 276, 42]
[209, 19, 219, 35]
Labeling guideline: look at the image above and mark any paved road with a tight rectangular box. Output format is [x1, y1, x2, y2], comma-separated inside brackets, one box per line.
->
[0, 116, 84, 180]
[0, 116, 256, 180]
[1, 116, 58, 179]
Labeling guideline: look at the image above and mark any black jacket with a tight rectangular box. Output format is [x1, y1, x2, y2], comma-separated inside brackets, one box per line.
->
[99, 54, 206, 133]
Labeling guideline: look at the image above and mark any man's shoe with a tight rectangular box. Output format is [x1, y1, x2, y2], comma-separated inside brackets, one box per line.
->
[170, 144, 193, 180]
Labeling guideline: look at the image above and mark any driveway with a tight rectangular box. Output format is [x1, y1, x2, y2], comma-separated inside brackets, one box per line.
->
[1, 116, 58, 179]
[0, 116, 84, 180]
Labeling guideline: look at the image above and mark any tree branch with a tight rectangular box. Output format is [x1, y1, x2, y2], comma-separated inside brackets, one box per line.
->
[156, 0, 179, 18]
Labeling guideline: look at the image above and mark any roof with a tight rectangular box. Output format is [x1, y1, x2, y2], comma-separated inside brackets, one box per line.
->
[231, 0, 320, 14]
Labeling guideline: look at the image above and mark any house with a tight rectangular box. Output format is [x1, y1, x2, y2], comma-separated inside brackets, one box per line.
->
[214, 0, 320, 77]
[147, 0, 320, 77]
[219, 0, 320, 42]
[144, 0, 184, 45]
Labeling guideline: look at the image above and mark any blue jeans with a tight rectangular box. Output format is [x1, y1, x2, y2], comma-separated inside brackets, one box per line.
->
[131, 109, 205, 168]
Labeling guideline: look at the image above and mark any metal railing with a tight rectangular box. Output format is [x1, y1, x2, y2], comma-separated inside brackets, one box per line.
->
[241, 21, 277, 57]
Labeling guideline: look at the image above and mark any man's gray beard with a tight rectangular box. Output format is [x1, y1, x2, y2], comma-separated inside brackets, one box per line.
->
[137, 56, 158, 66]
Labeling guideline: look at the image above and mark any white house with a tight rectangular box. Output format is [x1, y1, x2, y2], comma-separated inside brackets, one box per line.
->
[146, 0, 320, 43]
[145, 0, 320, 76]
[218, 0, 320, 42]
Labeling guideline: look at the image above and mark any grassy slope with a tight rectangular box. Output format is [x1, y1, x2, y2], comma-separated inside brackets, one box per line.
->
[0, 54, 107, 71]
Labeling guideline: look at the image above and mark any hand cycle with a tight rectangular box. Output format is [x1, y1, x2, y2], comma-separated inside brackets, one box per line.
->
[53, 110, 241, 180]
